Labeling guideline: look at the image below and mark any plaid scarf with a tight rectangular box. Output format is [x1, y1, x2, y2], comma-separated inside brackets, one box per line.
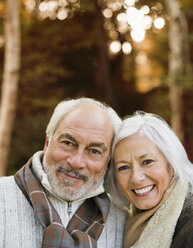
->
[14, 158, 110, 248]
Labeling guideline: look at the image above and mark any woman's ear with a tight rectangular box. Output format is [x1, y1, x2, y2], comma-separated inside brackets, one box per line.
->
[168, 162, 175, 179]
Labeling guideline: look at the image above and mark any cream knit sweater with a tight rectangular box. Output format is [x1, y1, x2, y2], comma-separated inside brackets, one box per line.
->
[0, 156, 126, 248]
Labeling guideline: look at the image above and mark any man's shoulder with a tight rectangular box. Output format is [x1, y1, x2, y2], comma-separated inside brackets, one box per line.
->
[0, 175, 15, 186]
[98, 201, 126, 248]
[109, 200, 127, 214]
[0, 175, 24, 199]
[108, 201, 127, 223]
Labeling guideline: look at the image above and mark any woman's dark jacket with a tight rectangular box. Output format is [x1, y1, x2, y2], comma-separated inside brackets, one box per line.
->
[171, 195, 193, 247]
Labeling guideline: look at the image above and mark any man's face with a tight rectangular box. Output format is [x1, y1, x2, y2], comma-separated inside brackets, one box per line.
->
[43, 103, 114, 201]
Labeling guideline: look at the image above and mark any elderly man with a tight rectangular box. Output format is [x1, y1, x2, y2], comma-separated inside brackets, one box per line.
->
[0, 98, 126, 248]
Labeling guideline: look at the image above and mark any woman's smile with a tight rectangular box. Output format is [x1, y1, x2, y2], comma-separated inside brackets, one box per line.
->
[132, 185, 155, 196]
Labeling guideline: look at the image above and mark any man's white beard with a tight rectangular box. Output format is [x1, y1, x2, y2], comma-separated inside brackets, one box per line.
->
[43, 157, 105, 201]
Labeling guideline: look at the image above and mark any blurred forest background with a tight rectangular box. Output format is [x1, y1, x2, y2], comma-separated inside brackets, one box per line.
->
[0, 0, 192, 176]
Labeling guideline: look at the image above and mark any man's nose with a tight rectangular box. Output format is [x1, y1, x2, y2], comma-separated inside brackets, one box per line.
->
[130, 166, 145, 185]
[67, 149, 86, 169]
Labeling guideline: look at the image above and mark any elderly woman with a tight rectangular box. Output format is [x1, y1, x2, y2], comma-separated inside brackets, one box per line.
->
[108, 111, 193, 248]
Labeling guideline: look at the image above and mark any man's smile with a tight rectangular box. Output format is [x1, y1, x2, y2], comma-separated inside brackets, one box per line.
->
[58, 167, 88, 182]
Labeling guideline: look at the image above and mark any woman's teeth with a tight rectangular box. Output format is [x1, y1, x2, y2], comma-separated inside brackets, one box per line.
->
[134, 185, 154, 194]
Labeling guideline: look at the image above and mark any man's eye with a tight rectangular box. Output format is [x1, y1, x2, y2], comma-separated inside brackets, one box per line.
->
[61, 140, 73, 146]
[143, 159, 153, 165]
[90, 149, 102, 156]
[118, 165, 130, 171]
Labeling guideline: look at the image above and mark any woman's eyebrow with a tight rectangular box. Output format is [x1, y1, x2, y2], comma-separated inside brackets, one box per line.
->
[114, 160, 130, 166]
[139, 153, 154, 159]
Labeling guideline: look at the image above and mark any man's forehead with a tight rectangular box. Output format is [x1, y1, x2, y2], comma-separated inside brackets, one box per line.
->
[55, 112, 113, 148]
[61, 103, 113, 130]
[53, 103, 114, 146]
[65, 103, 105, 117]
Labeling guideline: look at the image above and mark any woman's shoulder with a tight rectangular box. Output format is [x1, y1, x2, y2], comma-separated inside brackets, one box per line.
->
[171, 194, 193, 247]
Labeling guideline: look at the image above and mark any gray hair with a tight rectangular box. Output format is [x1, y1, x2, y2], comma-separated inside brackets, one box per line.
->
[108, 111, 193, 209]
[46, 97, 121, 139]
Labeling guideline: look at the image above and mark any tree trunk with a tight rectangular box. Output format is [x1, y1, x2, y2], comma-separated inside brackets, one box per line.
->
[92, 0, 115, 106]
[0, 0, 21, 176]
[165, 0, 187, 143]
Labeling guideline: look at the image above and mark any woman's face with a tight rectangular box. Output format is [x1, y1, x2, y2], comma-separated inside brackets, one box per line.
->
[114, 133, 172, 210]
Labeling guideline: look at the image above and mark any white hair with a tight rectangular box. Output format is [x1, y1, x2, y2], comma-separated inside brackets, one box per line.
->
[46, 97, 121, 139]
[108, 111, 193, 209]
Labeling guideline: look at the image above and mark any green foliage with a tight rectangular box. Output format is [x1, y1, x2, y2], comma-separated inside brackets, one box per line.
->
[144, 86, 170, 122]
[8, 113, 49, 175]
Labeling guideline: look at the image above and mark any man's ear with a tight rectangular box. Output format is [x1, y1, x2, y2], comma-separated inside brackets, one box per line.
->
[43, 136, 49, 152]
[106, 157, 112, 174]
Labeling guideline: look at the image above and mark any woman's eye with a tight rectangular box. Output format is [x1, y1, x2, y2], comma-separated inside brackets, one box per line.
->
[143, 159, 153, 165]
[118, 165, 130, 171]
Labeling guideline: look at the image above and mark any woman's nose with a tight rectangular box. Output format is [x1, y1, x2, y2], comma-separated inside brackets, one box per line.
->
[130, 166, 145, 185]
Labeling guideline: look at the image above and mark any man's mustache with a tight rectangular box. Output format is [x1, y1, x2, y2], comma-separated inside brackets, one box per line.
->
[57, 166, 88, 181]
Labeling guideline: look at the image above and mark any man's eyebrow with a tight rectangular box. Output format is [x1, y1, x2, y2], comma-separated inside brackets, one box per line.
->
[89, 143, 107, 152]
[58, 133, 77, 143]
[57, 134, 108, 152]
